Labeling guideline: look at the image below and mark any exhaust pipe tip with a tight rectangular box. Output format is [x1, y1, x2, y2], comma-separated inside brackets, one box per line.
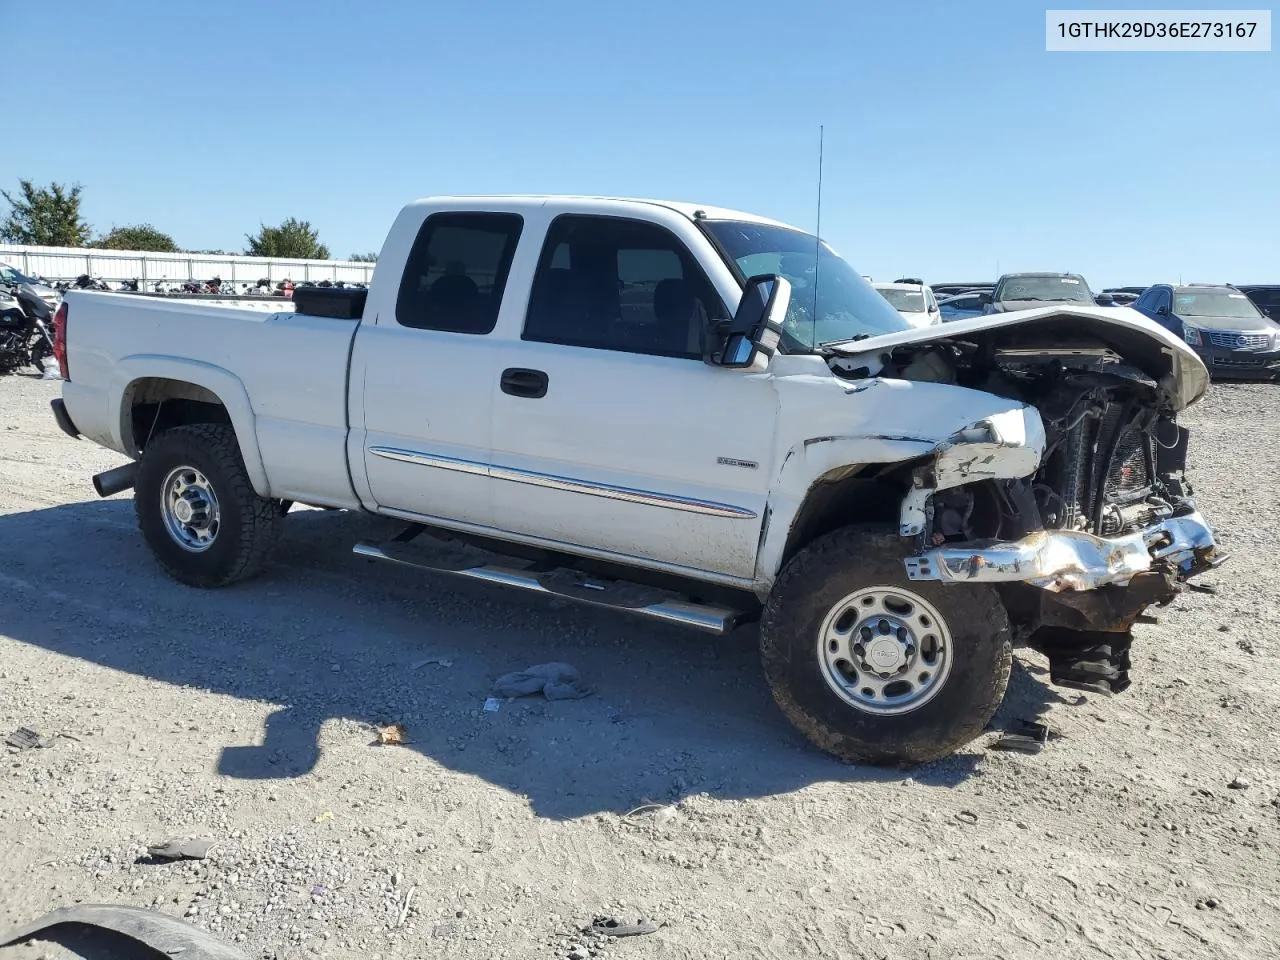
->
[93, 462, 137, 498]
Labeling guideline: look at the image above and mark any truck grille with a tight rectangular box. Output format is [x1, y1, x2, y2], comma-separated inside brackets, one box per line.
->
[1205, 330, 1271, 350]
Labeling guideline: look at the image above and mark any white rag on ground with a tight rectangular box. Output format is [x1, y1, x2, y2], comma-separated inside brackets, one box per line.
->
[491, 662, 592, 700]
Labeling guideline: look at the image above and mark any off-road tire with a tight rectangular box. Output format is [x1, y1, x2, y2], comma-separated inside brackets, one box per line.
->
[760, 524, 1012, 765]
[135, 424, 280, 588]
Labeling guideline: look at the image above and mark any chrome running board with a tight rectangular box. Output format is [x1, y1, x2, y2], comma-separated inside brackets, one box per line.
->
[352, 540, 745, 635]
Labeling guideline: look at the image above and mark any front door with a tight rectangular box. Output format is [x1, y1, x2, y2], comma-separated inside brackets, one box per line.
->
[488, 214, 777, 582]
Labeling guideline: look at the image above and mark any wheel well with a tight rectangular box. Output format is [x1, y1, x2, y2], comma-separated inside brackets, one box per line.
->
[125, 378, 232, 455]
[780, 463, 915, 567]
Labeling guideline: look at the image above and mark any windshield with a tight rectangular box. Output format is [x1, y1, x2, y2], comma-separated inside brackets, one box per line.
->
[1174, 290, 1266, 320]
[876, 288, 926, 313]
[996, 275, 1094, 303]
[701, 220, 910, 351]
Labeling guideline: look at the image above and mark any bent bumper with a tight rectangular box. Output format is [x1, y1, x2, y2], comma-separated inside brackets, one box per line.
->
[50, 398, 81, 440]
[903, 509, 1220, 591]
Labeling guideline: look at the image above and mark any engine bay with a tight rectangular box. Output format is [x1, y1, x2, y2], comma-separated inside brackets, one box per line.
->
[829, 331, 1196, 547]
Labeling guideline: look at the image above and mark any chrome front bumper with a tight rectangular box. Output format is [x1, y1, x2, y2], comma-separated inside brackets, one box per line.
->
[903, 509, 1220, 592]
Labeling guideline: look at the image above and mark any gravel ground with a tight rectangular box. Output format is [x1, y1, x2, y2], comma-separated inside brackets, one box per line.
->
[1, 371, 1278, 960]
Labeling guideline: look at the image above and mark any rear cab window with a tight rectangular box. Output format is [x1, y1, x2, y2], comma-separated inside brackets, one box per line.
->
[395, 212, 524, 333]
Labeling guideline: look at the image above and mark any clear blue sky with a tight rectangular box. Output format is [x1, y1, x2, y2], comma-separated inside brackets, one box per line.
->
[6, 1, 1277, 286]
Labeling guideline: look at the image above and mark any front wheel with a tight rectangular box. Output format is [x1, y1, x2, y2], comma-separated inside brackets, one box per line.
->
[135, 424, 281, 588]
[760, 525, 1012, 765]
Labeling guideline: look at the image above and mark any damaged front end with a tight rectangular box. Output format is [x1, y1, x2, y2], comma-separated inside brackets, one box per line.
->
[831, 307, 1224, 695]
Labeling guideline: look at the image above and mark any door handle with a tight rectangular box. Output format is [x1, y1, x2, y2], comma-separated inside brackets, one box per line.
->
[500, 367, 548, 399]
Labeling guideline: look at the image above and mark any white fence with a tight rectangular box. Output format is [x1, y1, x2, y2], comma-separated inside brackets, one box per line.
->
[0, 243, 376, 285]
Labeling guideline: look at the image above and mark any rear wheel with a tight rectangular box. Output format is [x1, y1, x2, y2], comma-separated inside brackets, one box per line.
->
[760, 525, 1011, 764]
[135, 424, 280, 587]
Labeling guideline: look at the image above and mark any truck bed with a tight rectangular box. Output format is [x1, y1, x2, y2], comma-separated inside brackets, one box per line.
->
[61, 291, 361, 508]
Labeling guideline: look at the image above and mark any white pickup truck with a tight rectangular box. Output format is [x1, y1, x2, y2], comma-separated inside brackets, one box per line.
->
[49, 195, 1221, 765]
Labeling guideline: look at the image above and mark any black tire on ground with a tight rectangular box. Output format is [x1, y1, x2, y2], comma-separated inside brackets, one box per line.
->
[760, 524, 1012, 765]
[134, 423, 280, 588]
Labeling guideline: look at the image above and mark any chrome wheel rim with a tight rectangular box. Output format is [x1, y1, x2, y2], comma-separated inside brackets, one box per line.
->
[160, 465, 221, 552]
[818, 586, 953, 716]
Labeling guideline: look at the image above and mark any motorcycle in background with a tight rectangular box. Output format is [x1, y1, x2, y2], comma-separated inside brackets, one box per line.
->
[0, 266, 58, 374]
[0, 288, 55, 374]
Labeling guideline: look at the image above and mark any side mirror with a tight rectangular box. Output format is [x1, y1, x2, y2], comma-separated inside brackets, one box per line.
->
[977, 291, 993, 305]
[1096, 293, 1115, 306]
[1156, 304, 1171, 317]
[711, 274, 792, 368]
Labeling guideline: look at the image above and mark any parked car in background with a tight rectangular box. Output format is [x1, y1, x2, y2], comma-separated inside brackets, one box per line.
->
[937, 291, 988, 322]
[1099, 287, 1147, 307]
[981, 272, 1096, 313]
[931, 282, 994, 299]
[1132, 283, 1280, 380]
[871, 280, 940, 327]
[1235, 284, 1280, 323]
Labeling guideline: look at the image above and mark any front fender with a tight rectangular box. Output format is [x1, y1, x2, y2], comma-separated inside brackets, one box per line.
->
[755, 397, 1046, 588]
[110, 355, 270, 498]
[899, 405, 1046, 536]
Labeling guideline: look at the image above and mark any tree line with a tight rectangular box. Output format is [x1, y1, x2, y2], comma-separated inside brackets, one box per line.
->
[0, 179, 376, 262]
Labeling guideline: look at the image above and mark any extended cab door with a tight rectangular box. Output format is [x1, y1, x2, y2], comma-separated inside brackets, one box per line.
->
[348, 209, 525, 527]
[487, 210, 777, 583]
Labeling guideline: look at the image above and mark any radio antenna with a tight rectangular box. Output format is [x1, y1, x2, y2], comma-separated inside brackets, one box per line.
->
[811, 125, 824, 349]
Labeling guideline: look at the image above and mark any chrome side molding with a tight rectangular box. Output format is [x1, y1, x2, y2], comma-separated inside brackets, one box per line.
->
[367, 446, 757, 519]
[367, 446, 488, 476]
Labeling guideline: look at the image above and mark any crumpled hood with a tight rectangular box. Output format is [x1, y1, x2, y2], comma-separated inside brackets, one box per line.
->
[829, 304, 1209, 411]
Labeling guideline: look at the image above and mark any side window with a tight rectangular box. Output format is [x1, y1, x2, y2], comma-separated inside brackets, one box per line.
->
[1146, 289, 1176, 327]
[395, 212, 523, 333]
[522, 215, 723, 359]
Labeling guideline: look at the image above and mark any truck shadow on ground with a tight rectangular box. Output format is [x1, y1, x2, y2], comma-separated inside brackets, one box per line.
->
[0, 500, 1069, 820]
